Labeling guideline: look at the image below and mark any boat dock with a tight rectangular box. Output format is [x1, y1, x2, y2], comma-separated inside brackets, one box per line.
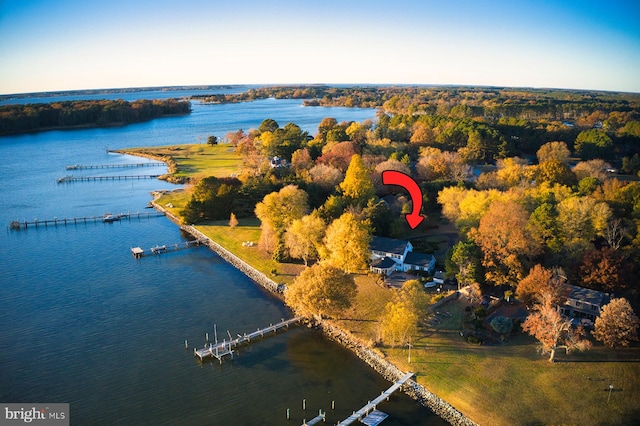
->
[337, 372, 414, 425]
[193, 317, 302, 363]
[57, 174, 161, 183]
[9, 211, 165, 230]
[66, 162, 165, 170]
[302, 410, 326, 426]
[130, 239, 205, 258]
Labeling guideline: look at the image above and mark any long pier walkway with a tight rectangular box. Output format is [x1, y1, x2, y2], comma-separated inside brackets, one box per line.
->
[57, 174, 161, 183]
[194, 317, 302, 363]
[131, 239, 205, 258]
[9, 211, 165, 230]
[66, 162, 165, 170]
[337, 372, 414, 425]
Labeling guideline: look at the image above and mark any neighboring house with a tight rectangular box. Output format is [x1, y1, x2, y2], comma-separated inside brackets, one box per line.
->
[560, 284, 610, 325]
[269, 156, 287, 168]
[369, 236, 436, 276]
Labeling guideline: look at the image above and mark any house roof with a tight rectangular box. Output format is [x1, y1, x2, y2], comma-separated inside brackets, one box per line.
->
[566, 284, 609, 306]
[404, 251, 435, 267]
[370, 236, 409, 255]
[371, 257, 397, 269]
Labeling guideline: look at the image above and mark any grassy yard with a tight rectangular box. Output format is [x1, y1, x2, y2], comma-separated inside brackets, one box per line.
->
[385, 298, 640, 426]
[197, 218, 304, 286]
[122, 143, 242, 180]
[333, 278, 640, 426]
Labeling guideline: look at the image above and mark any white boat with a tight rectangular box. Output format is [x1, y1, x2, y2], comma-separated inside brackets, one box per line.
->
[102, 213, 120, 222]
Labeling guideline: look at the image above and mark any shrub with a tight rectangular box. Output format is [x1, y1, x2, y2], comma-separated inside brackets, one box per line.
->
[474, 307, 488, 318]
[490, 316, 513, 334]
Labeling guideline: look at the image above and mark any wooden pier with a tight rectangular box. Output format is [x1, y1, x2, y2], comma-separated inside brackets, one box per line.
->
[193, 317, 302, 363]
[66, 162, 165, 170]
[9, 211, 165, 230]
[57, 174, 161, 183]
[130, 239, 205, 258]
[337, 372, 414, 425]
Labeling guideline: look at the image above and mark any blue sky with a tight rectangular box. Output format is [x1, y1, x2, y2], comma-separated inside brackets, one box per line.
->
[1, 0, 639, 94]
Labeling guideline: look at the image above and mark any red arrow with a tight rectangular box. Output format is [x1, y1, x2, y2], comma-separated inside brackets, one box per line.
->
[382, 170, 425, 229]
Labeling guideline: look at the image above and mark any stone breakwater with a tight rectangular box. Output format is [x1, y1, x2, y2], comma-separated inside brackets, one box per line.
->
[152, 201, 476, 426]
[152, 203, 284, 295]
[317, 321, 477, 426]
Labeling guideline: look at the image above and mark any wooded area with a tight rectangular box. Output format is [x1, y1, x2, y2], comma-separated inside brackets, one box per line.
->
[178, 86, 640, 322]
[0, 98, 191, 135]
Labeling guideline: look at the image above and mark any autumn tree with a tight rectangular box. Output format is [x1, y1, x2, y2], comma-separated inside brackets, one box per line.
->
[226, 129, 246, 146]
[522, 301, 591, 362]
[537, 141, 571, 164]
[380, 280, 426, 347]
[291, 148, 313, 172]
[593, 298, 640, 349]
[373, 159, 411, 194]
[381, 300, 418, 347]
[573, 159, 611, 181]
[339, 154, 375, 207]
[255, 185, 309, 253]
[516, 264, 568, 308]
[309, 163, 343, 191]
[469, 200, 541, 287]
[577, 247, 631, 293]
[285, 263, 357, 319]
[535, 159, 577, 187]
[322, 212, 372, 273]
[229, 212, 238, 228]
[416, 147, 471, 182]
[284, 213, 325, 266]
[317, 141, 357, 171]
[410, 122, 435, 146]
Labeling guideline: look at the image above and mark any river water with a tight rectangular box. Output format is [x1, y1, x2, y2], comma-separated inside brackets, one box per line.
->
[0, 90, 444, 425]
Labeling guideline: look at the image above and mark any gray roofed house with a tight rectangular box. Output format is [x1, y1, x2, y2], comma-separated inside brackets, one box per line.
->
[369, 235, 435, 276]
[560, 284, 610, 325]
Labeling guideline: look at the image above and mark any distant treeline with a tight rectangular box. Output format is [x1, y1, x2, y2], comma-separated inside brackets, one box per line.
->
[0, 99, 191, 135]
[193, 85, 640, 122]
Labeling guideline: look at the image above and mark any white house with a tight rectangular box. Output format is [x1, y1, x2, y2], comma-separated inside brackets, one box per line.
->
[369, 236, 436, 276]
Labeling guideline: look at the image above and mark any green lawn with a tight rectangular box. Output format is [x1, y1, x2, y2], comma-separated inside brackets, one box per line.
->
[121, 143, 242, 180]
[197, 218, 304, 286]
[385, 298, 640, 426]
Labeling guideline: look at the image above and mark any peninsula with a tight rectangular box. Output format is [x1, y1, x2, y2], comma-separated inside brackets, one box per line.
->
[0, 98, 191, 135]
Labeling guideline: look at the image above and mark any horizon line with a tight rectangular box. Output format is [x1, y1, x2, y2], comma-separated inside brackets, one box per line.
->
[2, 83, 640, 99]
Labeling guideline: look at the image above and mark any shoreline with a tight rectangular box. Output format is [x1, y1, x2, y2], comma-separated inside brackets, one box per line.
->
[151, 199, 476, 426]
[0, 113, 190, 137]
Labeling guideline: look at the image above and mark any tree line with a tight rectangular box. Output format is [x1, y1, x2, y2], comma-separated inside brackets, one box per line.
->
[0, 99, 191, 135]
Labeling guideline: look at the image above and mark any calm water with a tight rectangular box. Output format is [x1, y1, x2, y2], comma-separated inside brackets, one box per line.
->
[0, 95, 443, 425]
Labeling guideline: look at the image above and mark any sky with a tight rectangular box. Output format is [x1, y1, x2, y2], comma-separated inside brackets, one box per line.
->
[1, 0, 639, 95]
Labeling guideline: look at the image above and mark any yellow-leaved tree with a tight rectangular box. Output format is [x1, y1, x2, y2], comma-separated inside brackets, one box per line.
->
[339, 154, 375, 207]
[285, 263, 357, 319]
[284, 213, 325, 266]
[380, 280, 426, 347]
[322, 212, 371, 273]
[254, 185, 308, 253]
